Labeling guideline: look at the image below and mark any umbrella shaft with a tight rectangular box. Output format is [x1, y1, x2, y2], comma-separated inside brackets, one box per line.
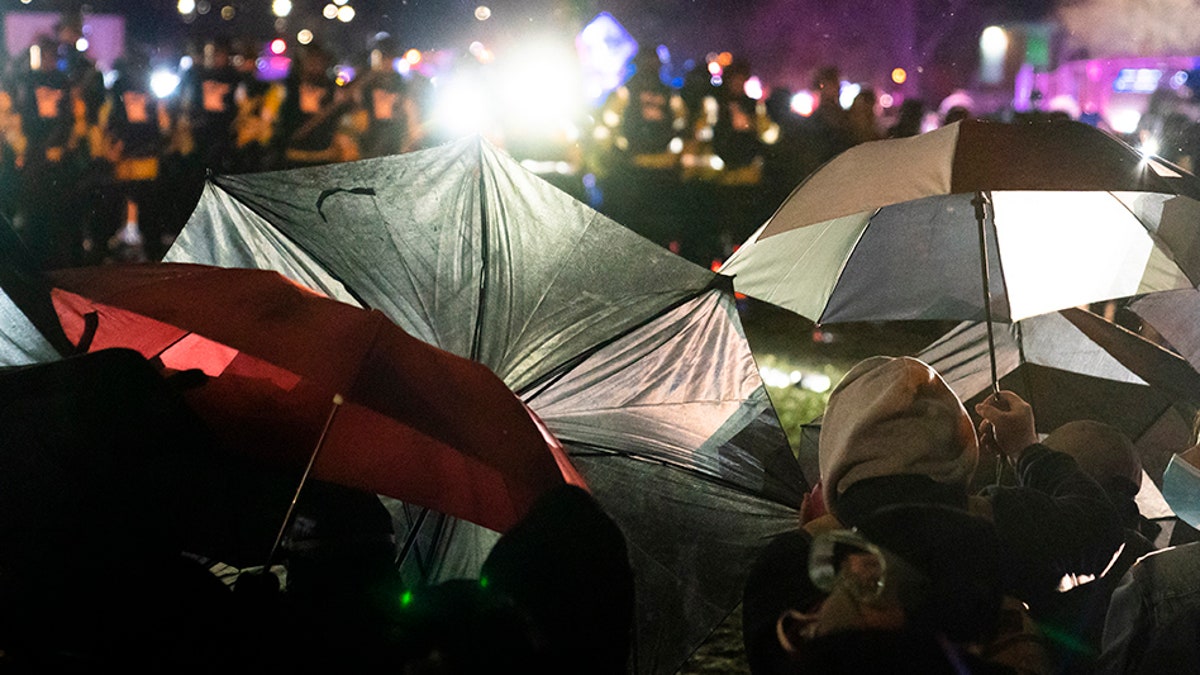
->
[264, 396, 343, 569]
[972, 191, 1001, 397]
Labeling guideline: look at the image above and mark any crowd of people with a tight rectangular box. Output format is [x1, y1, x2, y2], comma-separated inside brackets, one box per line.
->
[0, 14, 1044, 274]
[743, 356, 1200, 674]
[7, 12, 1200, 675]
[0, 18, 430, 270]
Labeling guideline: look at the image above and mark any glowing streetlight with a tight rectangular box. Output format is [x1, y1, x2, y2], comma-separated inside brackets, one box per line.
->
[337, 5, 355, 22]
[980, 26, 1008, 84]
[177, 0, 195, 14]
[272, 0, 292, 17]
[980, 26, 1009, 55]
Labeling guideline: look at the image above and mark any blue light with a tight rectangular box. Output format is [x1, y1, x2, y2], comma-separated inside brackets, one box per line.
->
[576, 12, 638, 105]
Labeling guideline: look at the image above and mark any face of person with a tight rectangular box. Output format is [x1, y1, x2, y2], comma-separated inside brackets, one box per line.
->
[811, 551, 906, 636]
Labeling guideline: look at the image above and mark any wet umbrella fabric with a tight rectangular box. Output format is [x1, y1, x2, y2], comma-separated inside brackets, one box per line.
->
[164, 135, 804, 674]
[921, 310, 1193, 439]
[919, 308, 1200, 486]
[47, 262, 578, 535]
[720, 119, 1200, 325]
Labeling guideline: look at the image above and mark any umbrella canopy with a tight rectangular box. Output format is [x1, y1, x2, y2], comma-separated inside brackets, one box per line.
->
[164, 135, 805, 674]
[720, 119, 1200, 325]
[47, 262, 580, 535]
[920, 308, 1200, 486]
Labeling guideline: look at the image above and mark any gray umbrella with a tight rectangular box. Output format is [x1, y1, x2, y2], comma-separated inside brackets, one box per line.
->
[165, 135, 805, 674]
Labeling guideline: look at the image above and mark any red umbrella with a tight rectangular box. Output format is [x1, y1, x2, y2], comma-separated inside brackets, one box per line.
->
[47, 262, 584, 534]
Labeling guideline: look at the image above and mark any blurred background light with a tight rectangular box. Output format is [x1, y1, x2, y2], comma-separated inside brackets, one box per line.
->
[839, 81, 860, 109]
[150, 69, 181, 98]
[791, 90, 815, 116]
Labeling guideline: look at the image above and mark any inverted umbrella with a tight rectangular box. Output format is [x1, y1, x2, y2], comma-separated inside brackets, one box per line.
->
[164, 136, 804, 674]
[47, 262, 581, 535]
[721, 118, 1200, 394]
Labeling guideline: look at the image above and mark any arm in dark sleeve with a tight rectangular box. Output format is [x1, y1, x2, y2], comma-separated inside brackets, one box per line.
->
[988, 444, 1124, 601]
[1096, 564, 1153, 675]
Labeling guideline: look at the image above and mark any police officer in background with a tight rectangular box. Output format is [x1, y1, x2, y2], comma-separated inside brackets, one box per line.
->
[180, 37, 244, 173]
[14, 34, 77, 267]
[356, 35, 423, 158]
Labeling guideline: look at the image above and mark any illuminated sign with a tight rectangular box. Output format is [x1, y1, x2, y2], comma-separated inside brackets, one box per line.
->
[1113, 68, 1163, 93]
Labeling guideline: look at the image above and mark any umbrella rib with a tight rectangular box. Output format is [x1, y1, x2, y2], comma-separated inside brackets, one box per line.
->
[471, 138, 489, 362]
[502, 211, 602, 368]
[1108, 190, 1200, 288]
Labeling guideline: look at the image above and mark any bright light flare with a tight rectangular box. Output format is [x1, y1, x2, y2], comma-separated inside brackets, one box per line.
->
[323, 4, 338, 19]
[1109, 109, 1141, 135]
[980, 26, 1008, 56]
[177, 0, 196, 13]
[744, 76, 763, 100]
[272, 0, 292, 17]
[269, 38, 287, 55]
[75, 37, 89, 52]
[297, 29, 313, 45]
[150, 69, 182, 98]
[337, 5, 355, 22]
[839, 82, 860, 109]
[475, 5, 491, 20]
[1139, 136, 1161, 157]
[495, 41, 584, 136]
[891, 67, 907, 84]
[791, 90, 815, 116]
[431, 73, 493, 138]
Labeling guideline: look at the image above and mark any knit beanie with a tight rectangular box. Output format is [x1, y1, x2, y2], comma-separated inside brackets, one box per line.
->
[819, 356, 978, 517]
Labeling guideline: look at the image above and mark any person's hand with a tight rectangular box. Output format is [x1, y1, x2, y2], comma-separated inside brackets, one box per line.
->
[974, 391, 1037, 462]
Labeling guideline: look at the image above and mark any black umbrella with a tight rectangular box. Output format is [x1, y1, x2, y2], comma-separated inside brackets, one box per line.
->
[165, 135, 805, 674]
